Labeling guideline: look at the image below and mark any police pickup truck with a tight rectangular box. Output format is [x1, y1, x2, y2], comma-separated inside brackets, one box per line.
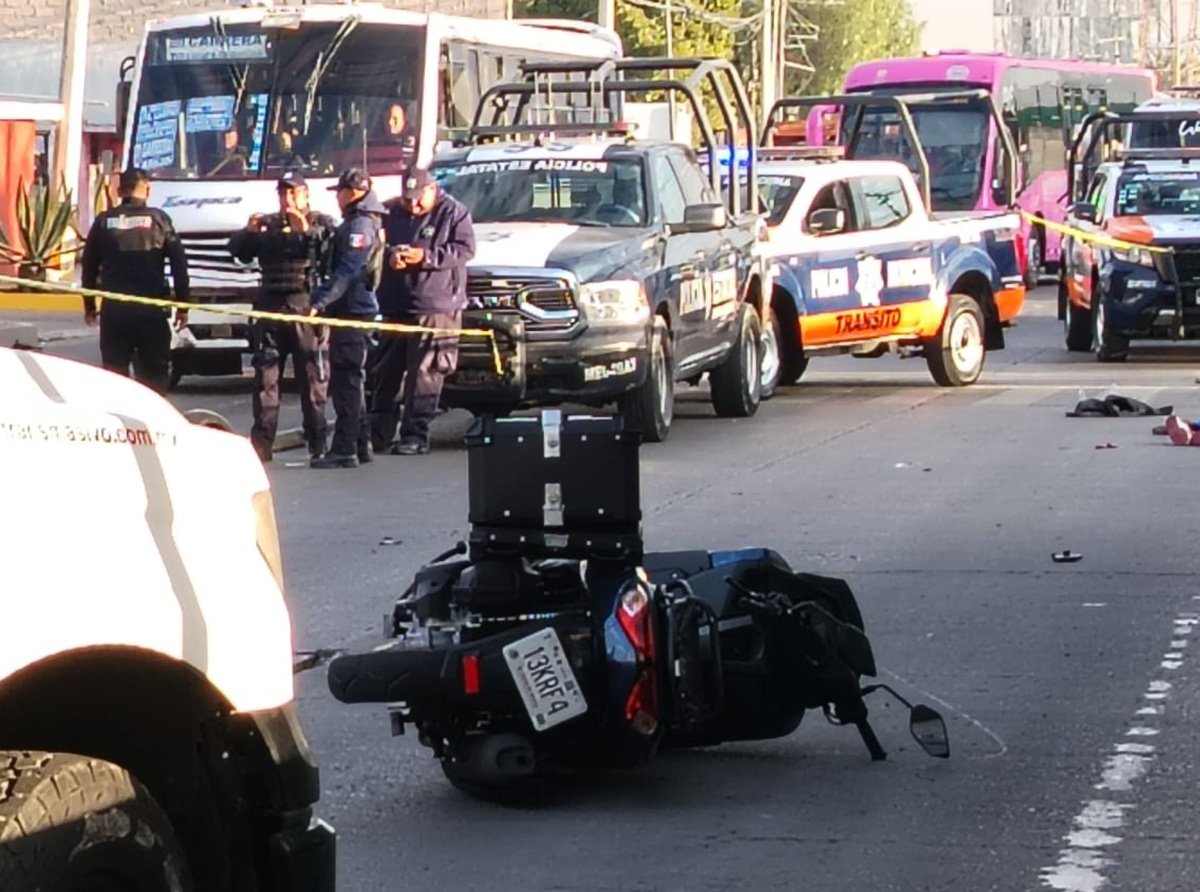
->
[1060, 151, 1200, 360]
[752, 92, 1028, 387]
[431, 57, 771, 443]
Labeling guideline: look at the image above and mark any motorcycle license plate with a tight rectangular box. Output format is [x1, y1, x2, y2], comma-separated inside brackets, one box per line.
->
[503, 627, 587, 732]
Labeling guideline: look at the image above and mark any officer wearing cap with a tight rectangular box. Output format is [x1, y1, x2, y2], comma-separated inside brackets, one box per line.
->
[308, 168, 387, 469]
[80, 167, 190, 394]
[228, 171, 338, 463]
[373, 167, 475, 455]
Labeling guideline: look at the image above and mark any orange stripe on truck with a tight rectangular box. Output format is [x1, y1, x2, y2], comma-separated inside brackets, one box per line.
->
[799, 300, 946, 347]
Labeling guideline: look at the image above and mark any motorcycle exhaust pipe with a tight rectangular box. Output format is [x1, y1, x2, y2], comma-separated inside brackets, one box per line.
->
[447, 733, 537, 785]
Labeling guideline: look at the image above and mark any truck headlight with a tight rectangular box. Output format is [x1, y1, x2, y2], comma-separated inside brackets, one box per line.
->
[1112, 245, 1156, 267]
[578, 280, 650, 326]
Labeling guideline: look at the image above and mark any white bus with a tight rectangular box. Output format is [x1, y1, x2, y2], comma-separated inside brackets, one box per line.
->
[115, 2, 622, 381]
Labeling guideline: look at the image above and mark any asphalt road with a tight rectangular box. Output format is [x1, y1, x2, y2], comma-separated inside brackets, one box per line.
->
[14, 288, 1200, 891]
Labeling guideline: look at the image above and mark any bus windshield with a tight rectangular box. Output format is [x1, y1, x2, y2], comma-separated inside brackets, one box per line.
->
[1115, 170, 1200, 216]
[129, 21, 425, 179]
[842, 97, 991, 212]
[432, 157, 648, 227]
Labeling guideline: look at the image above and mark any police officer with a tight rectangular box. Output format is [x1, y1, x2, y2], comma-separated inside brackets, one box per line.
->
[228, 171, 337, 463]
[308, 168, 387, 469]
[373, 167, 475, 455]
[80, 167, 189, 393]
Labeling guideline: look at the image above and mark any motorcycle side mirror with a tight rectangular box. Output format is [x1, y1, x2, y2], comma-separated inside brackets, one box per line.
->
[910, 704, 950, 759]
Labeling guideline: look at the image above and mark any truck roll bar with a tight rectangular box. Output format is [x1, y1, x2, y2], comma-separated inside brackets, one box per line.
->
[1069, 109, 1200, 201]
[761, 89, 1021, 210]
[468, 56, 759, 216]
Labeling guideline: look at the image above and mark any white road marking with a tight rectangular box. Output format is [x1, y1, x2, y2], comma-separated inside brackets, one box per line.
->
[1039, 609, 1191, 890]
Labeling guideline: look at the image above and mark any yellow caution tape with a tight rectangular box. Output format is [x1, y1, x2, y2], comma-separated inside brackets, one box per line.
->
[0, 274, 505, 374]
[1019, 211, 1174, 255]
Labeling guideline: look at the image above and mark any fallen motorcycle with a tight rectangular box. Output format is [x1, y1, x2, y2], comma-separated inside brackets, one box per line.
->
[327, 411, 949, 800]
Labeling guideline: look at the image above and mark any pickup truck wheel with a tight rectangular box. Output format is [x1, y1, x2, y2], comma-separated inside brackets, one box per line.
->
[925, 294, 985, 387]
[1064, 287, 1091, 352]
[0, 751, 193, 892]
[1093, 298, 1129, 362]
[710, 304, 762, 418]
[759, 312, 782, 399]
[620, 317, 673, 443]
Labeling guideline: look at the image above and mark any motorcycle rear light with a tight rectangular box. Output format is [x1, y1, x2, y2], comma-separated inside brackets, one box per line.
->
[618, 582, 659, 733]
[619, 585, 655, 659]
[462, 653, 480, 696]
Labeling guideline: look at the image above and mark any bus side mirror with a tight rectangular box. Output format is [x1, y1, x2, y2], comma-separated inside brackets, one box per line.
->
[115, 81, 131, 137]
[115, 55, 135, 138]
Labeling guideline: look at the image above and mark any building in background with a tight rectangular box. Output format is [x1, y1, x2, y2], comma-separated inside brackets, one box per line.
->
[911, 0, 996, 53]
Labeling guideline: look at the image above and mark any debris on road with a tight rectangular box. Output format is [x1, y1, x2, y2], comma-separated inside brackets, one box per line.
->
[1067, 395, 1172, 418]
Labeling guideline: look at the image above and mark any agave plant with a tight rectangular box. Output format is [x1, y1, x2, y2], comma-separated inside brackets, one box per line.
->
[0, 177, 83, 282]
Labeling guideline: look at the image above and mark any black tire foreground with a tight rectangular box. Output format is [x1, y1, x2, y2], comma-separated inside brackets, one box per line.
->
[0, 751, 193, 892]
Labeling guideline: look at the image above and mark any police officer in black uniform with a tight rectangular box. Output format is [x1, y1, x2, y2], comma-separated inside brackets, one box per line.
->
[308, 169, 387, 469]
[81, 167, 189, 393]
[228, 171, 337, 463]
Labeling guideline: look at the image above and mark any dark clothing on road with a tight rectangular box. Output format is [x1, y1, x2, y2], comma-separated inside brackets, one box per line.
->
[80, 197, 190, 393]
[228, 210, 337, 459]
[377, 194, 474, 316]
[370, 194, 474, 449]
[312, 192, 386, 462]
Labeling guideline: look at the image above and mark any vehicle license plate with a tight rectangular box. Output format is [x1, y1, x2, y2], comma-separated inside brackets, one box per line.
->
[211, 324, 233, 338]
[503, 627, 587, 731]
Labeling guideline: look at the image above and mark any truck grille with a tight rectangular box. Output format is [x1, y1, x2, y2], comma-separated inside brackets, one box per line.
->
[1169, 247, 1200, 283]
[180, 232, 259, 291]
[466, 275, 578, 332]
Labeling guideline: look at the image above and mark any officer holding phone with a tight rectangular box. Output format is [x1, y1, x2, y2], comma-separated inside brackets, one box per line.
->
[370, 168, 475, 455]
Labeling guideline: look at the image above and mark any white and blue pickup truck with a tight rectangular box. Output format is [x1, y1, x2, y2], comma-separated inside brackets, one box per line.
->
[726, 148, 1028, 387]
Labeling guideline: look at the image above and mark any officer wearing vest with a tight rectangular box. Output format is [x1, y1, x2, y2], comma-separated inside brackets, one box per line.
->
[308, 168, 387, 469]
[228, 171, 337, 463]
[80, 167, 190, 394]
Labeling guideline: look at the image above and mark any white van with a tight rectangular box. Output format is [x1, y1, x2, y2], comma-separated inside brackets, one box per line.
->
[0, 346, 333, 892]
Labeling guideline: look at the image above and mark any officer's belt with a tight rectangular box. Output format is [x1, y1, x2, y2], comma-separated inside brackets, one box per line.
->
[0, 274, 503, 373]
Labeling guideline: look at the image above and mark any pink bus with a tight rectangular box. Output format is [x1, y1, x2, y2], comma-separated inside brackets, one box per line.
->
[833, 52, 1157, 285]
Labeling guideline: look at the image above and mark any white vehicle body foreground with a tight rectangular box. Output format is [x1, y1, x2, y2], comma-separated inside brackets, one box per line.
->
[0, 346, 333, 892]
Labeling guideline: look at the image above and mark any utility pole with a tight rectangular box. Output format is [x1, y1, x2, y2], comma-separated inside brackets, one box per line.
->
[760, 0, 775, 127]
[54, 0, 90, 243]
[665, 0, 677, 141]
[1172, 0, 1182, 87]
